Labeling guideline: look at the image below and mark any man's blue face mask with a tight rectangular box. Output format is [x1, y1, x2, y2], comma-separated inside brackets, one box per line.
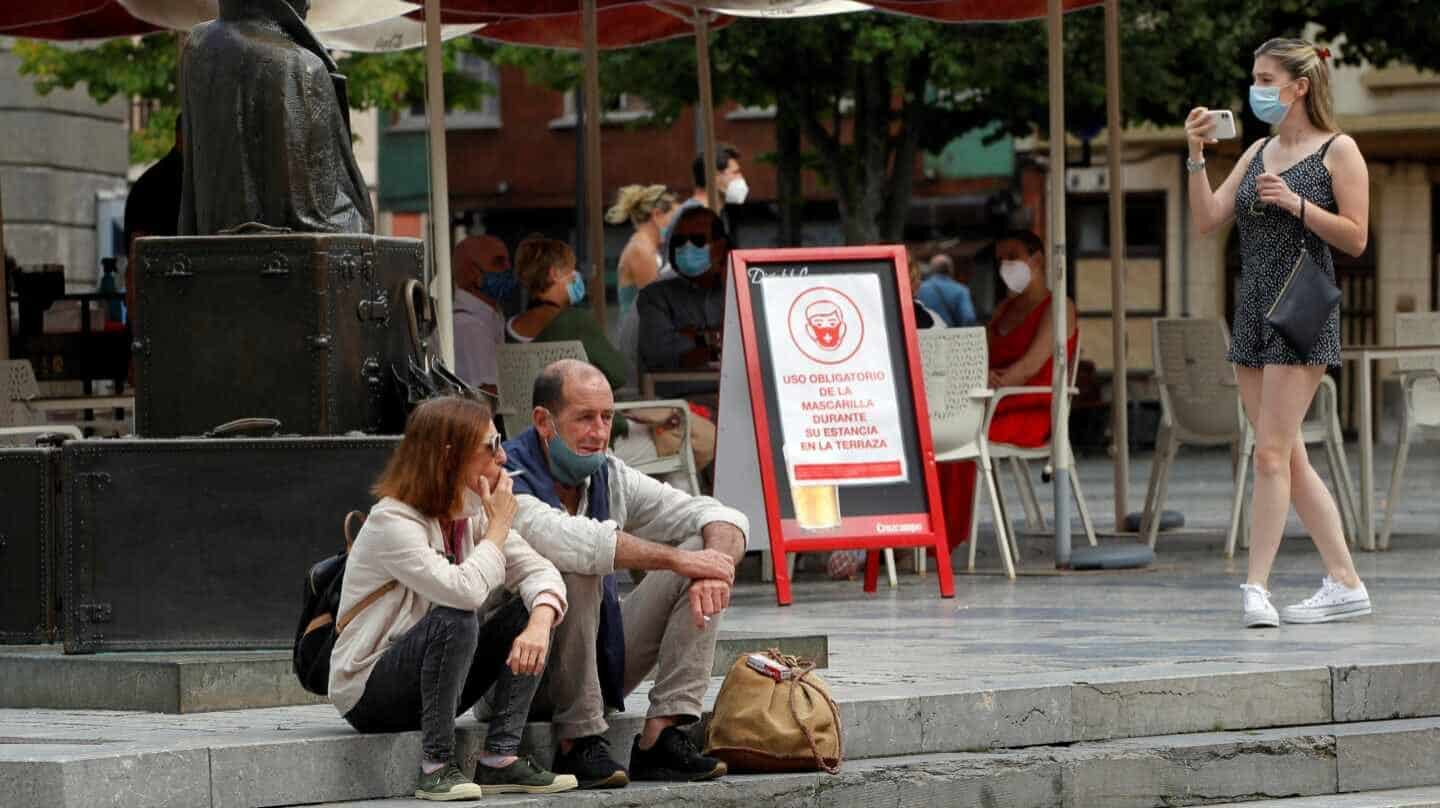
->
[541, 408, 606, 486]
[480, 269, 518, 300]
[674, 243, 712, 278]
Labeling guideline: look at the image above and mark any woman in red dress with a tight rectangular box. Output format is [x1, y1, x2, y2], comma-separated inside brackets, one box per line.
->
[938, 230, 1078, 553]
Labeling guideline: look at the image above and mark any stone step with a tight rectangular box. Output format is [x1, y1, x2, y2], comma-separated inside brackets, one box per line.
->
[268, 719, 1440, 808]
[1210, 786, 1440, 807]
[3, 660, 1438, 807]
[0, 632, 827, 714]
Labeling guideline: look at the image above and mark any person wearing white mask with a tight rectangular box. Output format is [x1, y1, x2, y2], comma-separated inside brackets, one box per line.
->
[1184, 38, 1370, 629]
[932, 229, 1078, 556]
[330, 396, 576, 801]
[690, 143, 748, 212]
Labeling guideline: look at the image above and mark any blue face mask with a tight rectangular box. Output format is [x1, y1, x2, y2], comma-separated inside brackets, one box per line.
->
[542, 410, 607, 486]
[565, 270, 586, 306]
[480, 269, 517, 300]
[674, 243, 712, 278]
[1249, 84, 1292, 125]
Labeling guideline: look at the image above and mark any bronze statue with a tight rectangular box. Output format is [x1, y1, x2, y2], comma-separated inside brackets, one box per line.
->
[178, 0, 375, 236]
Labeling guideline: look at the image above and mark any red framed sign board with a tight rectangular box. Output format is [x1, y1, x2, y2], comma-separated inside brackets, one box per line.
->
[714, 245, 954, 605]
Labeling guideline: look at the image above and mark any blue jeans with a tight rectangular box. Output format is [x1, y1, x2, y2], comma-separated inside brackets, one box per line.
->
[344, 596, 537, 762]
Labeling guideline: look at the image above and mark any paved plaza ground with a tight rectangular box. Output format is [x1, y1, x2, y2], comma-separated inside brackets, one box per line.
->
[2, 446, 1437, 807]
[738, 446, 1440, 689]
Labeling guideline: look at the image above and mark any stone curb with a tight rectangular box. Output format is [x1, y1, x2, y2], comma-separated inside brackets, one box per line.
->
[4, 660, 1440, 807]
[0, 634, 828, 714]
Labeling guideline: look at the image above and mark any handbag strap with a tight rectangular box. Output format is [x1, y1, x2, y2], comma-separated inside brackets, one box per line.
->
[335, 509, 397, 635]
[336, 581, 398, 635]
[767, 649, 844, 774]
[1298, 192, 1307, 247]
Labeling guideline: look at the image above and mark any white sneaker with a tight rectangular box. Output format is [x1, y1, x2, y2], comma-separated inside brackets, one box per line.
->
[1240, 584, 1279, 628]
[1280, 577, 1372, 624]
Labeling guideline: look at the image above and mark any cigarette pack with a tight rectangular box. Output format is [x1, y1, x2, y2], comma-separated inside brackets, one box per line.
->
[745, 653, 791, 682]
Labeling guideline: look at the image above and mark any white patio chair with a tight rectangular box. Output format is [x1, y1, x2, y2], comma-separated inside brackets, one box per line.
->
[495, 341, 700, 495]
[918, 327, 1015, 579]
[495, 341, 589, 420]
[982, 347, 1097, 564]
[1224, 373, 1359, 554]
[1302, 374, 1360, 543]
[1379, 313, 1440, 547]
[1142, 320, 1252, 554]
[0, 360, 84, 446]
[611, 399, 702, 495]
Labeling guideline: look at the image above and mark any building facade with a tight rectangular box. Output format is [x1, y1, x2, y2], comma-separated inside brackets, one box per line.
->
[1, 41, 129, 290]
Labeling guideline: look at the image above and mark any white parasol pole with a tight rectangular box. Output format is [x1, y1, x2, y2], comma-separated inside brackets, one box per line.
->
[694, 10, 719, 212]
[1105, 0, 1129, 528]
[424, 0, 455, 368]
[581, 0, 606, 330]
[0, 179, 9, 360]
[1047, 0, 1073, 567]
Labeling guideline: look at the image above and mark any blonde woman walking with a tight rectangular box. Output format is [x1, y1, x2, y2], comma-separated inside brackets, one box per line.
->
[1185, 38, 1371, 628]
[607, 184, 679, 318]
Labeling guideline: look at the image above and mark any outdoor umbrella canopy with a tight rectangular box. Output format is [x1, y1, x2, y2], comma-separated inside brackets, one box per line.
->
[0, 0, 452, 43]
[0, 1, 111, 31]
[0, 2, 162, 39]
[119, 0, 426, 36]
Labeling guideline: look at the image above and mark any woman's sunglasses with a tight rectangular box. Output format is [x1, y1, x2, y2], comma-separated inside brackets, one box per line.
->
[676, 233, 713, 248]
[482, 432, 503, 454]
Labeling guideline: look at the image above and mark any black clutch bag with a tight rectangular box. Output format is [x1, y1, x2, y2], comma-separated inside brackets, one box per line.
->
[1264, 199, 1341, 358]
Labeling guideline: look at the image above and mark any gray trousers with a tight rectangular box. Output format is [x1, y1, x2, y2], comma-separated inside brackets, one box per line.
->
[345, 599, 538, 762]
[535, 536, 720, 740]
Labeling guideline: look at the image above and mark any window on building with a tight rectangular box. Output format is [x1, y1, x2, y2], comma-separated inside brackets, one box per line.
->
[726, 104, 777, 121]
[551, 90, 652, 128]
[392, 53, 501, 131]
[1067, 191, 1167, 373]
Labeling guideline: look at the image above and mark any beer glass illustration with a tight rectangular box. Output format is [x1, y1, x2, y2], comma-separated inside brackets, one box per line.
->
[783, 443, 841, 530]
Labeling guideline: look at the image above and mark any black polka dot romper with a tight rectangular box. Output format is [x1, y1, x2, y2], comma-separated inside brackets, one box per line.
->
[1227, 135, 1343, 368]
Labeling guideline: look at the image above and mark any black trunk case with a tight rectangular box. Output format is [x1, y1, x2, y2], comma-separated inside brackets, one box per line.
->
[60, 436, 398, 654]
[0, 448, 62, 644]
[133, 234, 423, 437]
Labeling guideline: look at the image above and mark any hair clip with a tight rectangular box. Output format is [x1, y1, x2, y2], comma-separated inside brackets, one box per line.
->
[1317, 46, 1331, 61]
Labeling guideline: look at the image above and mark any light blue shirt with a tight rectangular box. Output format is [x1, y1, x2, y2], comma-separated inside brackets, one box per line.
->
[918, 275, 977, 327]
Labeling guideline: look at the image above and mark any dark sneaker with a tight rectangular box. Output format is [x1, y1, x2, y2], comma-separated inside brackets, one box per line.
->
[552, 735, 629, 789]
[414, 762, 483, 801]
[629, 726, 728, 782]
[476, 755, 578, 795]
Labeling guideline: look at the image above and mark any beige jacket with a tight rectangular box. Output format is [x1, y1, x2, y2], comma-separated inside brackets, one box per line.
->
[511, 455, 750, 575]
[328, 497, 567, 716]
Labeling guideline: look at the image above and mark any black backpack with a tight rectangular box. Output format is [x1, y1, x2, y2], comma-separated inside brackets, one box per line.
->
[293, 511, 396, 695]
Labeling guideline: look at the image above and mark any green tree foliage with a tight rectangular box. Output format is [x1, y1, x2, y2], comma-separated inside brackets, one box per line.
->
[13, 35, 182, 165]
[13, 34, 497, 165]
[494, 2, 1440, 244]
[14, 2, 1440, 241]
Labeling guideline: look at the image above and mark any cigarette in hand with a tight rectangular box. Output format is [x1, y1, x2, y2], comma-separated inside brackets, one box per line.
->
[506, 469, 526, 477]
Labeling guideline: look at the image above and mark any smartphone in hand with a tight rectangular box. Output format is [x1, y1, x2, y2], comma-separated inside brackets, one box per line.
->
[1204, 109, 1238, 140]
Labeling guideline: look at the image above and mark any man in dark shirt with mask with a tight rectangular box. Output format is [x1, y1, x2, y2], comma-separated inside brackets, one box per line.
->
[636, 203, 728, 400]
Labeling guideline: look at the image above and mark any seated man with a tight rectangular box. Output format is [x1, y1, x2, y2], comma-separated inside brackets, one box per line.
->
[636, 202, 728, 401]
[503, 359, 747, 789]
[919, 253, 978, 327]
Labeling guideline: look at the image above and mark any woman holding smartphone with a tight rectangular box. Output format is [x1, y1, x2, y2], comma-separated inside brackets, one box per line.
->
[1185, 38, 1371, 628]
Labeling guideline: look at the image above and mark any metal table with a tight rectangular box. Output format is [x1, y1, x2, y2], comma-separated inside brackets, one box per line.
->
[640, 370, 721, 398]
[1339, 344, 1440, 550]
